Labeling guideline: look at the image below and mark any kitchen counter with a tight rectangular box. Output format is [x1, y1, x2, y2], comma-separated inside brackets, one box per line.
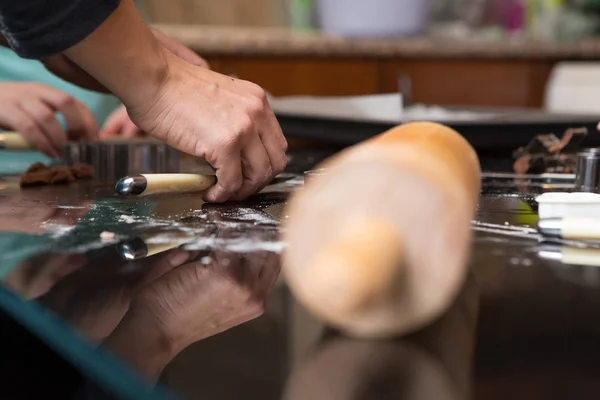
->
[1, 151, 600, 399]
[155, 24, 600, 60]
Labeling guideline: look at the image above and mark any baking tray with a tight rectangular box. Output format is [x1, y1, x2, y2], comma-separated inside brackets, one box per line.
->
[276, 111, 600, 156]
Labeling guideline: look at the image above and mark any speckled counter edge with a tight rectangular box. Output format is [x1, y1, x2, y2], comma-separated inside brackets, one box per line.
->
[154, 24, 600, 60]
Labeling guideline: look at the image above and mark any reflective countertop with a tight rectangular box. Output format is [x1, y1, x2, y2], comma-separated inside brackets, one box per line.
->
[1, 154, 599, 400]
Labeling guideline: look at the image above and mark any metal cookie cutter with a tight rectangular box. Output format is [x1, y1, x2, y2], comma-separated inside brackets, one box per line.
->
[574, 148, 600, 193]
[62, 139, 213, 181]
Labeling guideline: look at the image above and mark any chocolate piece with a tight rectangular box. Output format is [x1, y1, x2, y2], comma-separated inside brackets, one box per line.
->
[20, 167, 76, 187]
[25, 162, 49, 173]
[20, 170, 52, 187]
[69, 163, 95, 179]
[49, 167, 76, 184]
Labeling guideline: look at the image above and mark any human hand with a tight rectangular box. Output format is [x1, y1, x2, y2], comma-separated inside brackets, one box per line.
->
[0, 82, 98, 157]
[127, 52, 288, 202]
[100, 104, 143, 138]
[39, 246, 192, 343]
[124, 248, 281, 352]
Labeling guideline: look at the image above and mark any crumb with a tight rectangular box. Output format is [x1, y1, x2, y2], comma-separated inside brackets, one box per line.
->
[69, 163, 95, 179]
[100, 231, 116, 241]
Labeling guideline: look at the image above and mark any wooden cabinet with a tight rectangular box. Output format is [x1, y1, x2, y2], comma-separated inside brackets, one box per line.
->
[208, 57, 380, 96]
[380, 60, 554, 108]
[206, 56, 556, 108]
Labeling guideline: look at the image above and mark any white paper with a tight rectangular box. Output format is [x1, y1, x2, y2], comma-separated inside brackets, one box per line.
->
[268, 93, 495, 123]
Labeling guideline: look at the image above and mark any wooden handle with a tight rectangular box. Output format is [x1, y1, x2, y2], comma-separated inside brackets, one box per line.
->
[283, 122, 481, 338]
[0, 132, 32, 150]
[116, 173, 216, 196]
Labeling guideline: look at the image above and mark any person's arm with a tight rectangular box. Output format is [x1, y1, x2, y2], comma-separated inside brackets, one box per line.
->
[63, 0, 287, 202]
[0, 0, 287, 203]
[62, 0, 167, 108]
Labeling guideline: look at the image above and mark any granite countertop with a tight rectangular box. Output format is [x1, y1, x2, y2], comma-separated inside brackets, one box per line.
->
[155, 24, 600, 59]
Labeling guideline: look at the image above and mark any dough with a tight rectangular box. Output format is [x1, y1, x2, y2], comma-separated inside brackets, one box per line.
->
[20, 162, 95, 188]
[69, 163, 95, 179]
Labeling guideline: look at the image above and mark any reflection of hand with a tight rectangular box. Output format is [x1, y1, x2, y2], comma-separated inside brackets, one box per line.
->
[104, 249, 281, 381]
[3, 253, 86, 300]
[39, 247, 192, 343]
[0, 193, 93, 234]
[0, 82, 98, 157]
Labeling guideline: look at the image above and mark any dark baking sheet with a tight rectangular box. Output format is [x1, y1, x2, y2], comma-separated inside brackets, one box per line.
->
[276, 111, 600, 156]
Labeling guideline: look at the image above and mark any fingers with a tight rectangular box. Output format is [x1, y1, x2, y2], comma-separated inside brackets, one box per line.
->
[122, 119, 142, 137]
[19, 99, 67, 153]
[260, 101, 288, 177]
[72, 100, 99, 140]
[233, 134, 272, 201]
[99, 107, 125, 138]
[39, 89, 98, 141]
[203, 139, 243, 203]
[100, 105, 142, 138]
[1, 107, 57, 157]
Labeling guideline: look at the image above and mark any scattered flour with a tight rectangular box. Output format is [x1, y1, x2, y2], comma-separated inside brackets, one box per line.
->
[42, 222, 76, 238]
[200, 256, 212, 265]
[224, 208, 279, 225]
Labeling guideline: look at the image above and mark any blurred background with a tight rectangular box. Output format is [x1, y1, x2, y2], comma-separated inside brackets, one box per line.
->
[143, 0, 600, 113]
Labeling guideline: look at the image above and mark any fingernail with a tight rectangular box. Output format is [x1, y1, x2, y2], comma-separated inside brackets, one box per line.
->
[168, 250, 190, 267]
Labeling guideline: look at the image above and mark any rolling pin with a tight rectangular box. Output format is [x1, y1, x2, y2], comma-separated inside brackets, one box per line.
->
[0, 131, 149, 150]
[283, 121, 481, 339]
[0, 132, 31, 150]
[115, 173, 216, 196]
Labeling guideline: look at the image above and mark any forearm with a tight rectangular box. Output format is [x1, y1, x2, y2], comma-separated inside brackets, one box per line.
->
[64, 0, 169, 108]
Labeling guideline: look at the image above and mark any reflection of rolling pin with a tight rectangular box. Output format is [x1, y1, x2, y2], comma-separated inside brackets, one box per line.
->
[0, 132, 31, 150]
[117, 231, 196, 260]
[283, 122, 481, 338]
[284, 274, 478, 400]
[115, 173, 216, 196]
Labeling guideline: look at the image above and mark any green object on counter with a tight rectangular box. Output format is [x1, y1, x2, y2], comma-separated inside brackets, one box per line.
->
[289, 0, 316, 30]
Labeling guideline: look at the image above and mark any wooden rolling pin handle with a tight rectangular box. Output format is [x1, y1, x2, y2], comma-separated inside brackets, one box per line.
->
[0, 132, 32, 150]
[306, 218, 404, 316]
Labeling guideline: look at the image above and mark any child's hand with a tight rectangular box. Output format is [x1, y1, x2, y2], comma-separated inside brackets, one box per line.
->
[0, 82, 98, 157]
[100, 104, 143, 138]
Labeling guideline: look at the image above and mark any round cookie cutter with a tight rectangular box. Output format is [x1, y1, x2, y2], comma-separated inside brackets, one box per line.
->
[61, 139, 213, 181]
